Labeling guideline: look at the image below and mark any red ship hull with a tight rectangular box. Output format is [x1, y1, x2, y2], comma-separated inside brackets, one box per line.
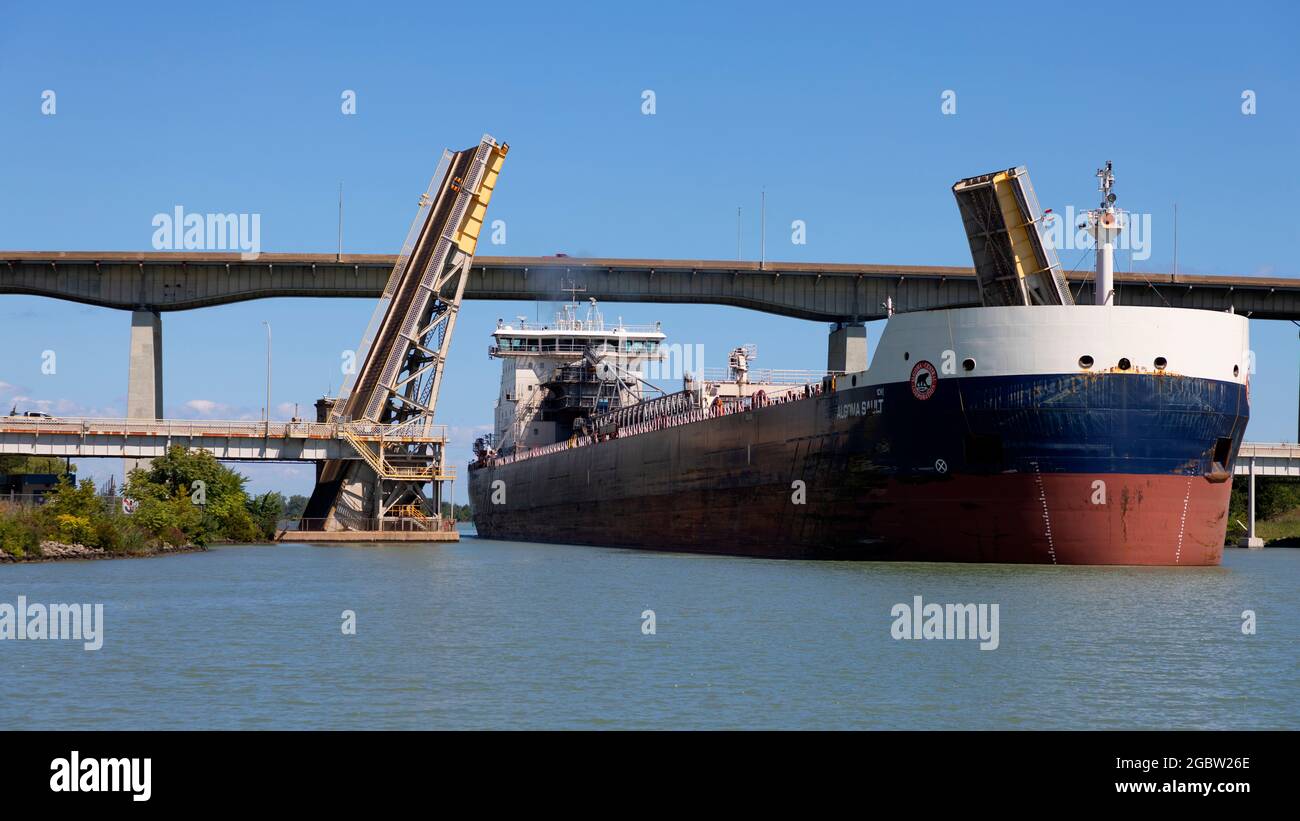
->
[470, 373, 1246, 565]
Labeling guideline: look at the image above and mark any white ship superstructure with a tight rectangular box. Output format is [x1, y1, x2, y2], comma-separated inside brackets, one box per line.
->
[489, 299, 665, 452]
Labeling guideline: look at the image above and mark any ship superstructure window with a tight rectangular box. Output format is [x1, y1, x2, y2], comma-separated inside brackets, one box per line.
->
[1234, 365, 1240, 377]
[1118, 358, 1131, 371]
[962, 358, 976, 372]
[1079, 355, 1094, 369]
[1154, 356, 1167, 370]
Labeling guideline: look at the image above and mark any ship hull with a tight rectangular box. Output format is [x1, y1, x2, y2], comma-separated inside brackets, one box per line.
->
[470, 468, 1230, 564]
[469, 306, 1251, 565]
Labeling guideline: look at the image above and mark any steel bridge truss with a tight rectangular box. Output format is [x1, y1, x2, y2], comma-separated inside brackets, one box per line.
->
[303, 134, 508, 531]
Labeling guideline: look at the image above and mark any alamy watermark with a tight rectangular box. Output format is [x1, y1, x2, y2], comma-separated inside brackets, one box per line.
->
[151, 206, 261, 259]
[1043, 207, 1151, 261]
[0, 595, 104, 650]
[891, 595, 999, 650]
[643, 342, 705, 383]
[50, 751, 150, 801]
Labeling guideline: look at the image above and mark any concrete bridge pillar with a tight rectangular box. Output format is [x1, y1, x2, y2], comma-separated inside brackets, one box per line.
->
[125, 309, 163, 476]
[827, 322, 867, 374]
[1239, 456, 1265, 549]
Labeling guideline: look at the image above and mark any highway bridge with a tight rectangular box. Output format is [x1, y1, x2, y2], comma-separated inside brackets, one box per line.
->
[4, 250, 1300, 323]
[6, 250, 1298, 464]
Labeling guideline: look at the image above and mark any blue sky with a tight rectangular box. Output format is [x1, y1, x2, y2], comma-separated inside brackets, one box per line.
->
[1, 1, 1297, 499]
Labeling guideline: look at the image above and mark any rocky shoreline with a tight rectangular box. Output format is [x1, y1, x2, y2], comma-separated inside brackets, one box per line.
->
[0, 540, 207, 564]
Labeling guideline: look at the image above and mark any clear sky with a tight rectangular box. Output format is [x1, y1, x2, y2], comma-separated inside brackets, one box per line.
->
[1, 1, 1297, 500]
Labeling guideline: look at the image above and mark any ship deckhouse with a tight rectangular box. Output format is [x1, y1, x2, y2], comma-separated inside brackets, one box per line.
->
[490, 299, 665, 452]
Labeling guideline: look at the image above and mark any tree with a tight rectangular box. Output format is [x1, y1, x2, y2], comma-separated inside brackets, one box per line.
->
[125, 447, 254, 545]
[0, 455, 77, 475]
[246, 492, 286, 540]
[283, 494, 309, 521]
[44, 477, 102, 519]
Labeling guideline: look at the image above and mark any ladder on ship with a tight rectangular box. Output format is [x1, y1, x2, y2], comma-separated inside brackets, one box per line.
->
[301, 134, 508, 532]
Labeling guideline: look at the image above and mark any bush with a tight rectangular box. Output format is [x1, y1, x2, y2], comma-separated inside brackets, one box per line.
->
[55, 514, 95, 546]
[44, 477, 102, 519]
[92, 516, 128, 553]
[0, 512, 40, 558]
[125, 447, 256, 545]
[158, 525, 187, 547]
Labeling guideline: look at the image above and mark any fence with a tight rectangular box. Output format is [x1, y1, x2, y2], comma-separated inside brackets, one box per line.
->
[0, 416, 448, 443]
[284, 516, 457, 533]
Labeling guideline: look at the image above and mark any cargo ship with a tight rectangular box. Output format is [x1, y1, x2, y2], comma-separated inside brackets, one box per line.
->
[468, 165, 1250, 564]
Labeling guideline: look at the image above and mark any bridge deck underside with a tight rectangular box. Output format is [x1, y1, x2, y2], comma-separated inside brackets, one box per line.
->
[4, 254, 1297, 321]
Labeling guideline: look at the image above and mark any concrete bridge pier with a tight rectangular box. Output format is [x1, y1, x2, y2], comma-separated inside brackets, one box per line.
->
[827, 322, 867, 374]
[125, 309, 163, 475]
[1238, 455, 1265, 549]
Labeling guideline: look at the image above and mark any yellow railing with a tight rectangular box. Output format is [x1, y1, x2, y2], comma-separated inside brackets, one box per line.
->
[339, 427, 454, 481]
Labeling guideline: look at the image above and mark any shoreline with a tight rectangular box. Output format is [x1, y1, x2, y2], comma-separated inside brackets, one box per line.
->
[0, 540, 208, 564]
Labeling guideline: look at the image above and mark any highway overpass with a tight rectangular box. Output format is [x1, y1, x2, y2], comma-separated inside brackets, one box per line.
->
[5, 250, 1299, 459]
[4, 250, 1300, 323]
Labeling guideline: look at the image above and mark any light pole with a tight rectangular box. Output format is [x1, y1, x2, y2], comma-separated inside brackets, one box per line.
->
[262, 320, 272, 437]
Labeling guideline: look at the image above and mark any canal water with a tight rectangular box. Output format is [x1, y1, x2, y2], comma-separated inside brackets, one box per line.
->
[1, 534, 1296, 729]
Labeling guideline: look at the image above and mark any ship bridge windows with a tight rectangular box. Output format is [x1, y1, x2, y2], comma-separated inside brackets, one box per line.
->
[500, 337, 539, 352]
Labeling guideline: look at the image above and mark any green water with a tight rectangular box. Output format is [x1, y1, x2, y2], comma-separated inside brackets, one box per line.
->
[1, 535, 1295, 729]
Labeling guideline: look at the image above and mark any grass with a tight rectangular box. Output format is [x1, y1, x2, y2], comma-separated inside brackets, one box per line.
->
[1227, 505, 1300, 546]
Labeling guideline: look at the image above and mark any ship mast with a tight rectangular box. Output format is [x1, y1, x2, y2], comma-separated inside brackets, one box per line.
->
[1086, 161, 1122, 306]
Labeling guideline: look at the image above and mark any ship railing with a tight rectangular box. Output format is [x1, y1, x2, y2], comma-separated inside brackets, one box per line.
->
[483, 381, 830, 468]
[495, 319, 663, 334]
[490, 342, 666, 357]
[700, 367, 842, 385]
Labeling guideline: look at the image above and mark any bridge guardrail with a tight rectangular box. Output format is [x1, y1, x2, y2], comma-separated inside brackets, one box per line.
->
[0, 416, 448, 443]
[283, 517, 457, 534]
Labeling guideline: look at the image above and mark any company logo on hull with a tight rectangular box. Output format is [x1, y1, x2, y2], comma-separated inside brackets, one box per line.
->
[910, 361, 938, 401]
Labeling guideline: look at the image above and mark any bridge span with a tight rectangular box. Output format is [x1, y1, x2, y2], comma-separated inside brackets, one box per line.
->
[4, 251, 1299, 323]
[5, 251, 1298, 461]
[0, 415, 453, 478]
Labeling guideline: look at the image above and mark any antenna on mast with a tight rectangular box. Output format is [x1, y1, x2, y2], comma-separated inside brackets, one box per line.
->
[561, 278, 587, 305]
[1085, 161, 1122, 307]
[1173, 202, 1179, 277]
